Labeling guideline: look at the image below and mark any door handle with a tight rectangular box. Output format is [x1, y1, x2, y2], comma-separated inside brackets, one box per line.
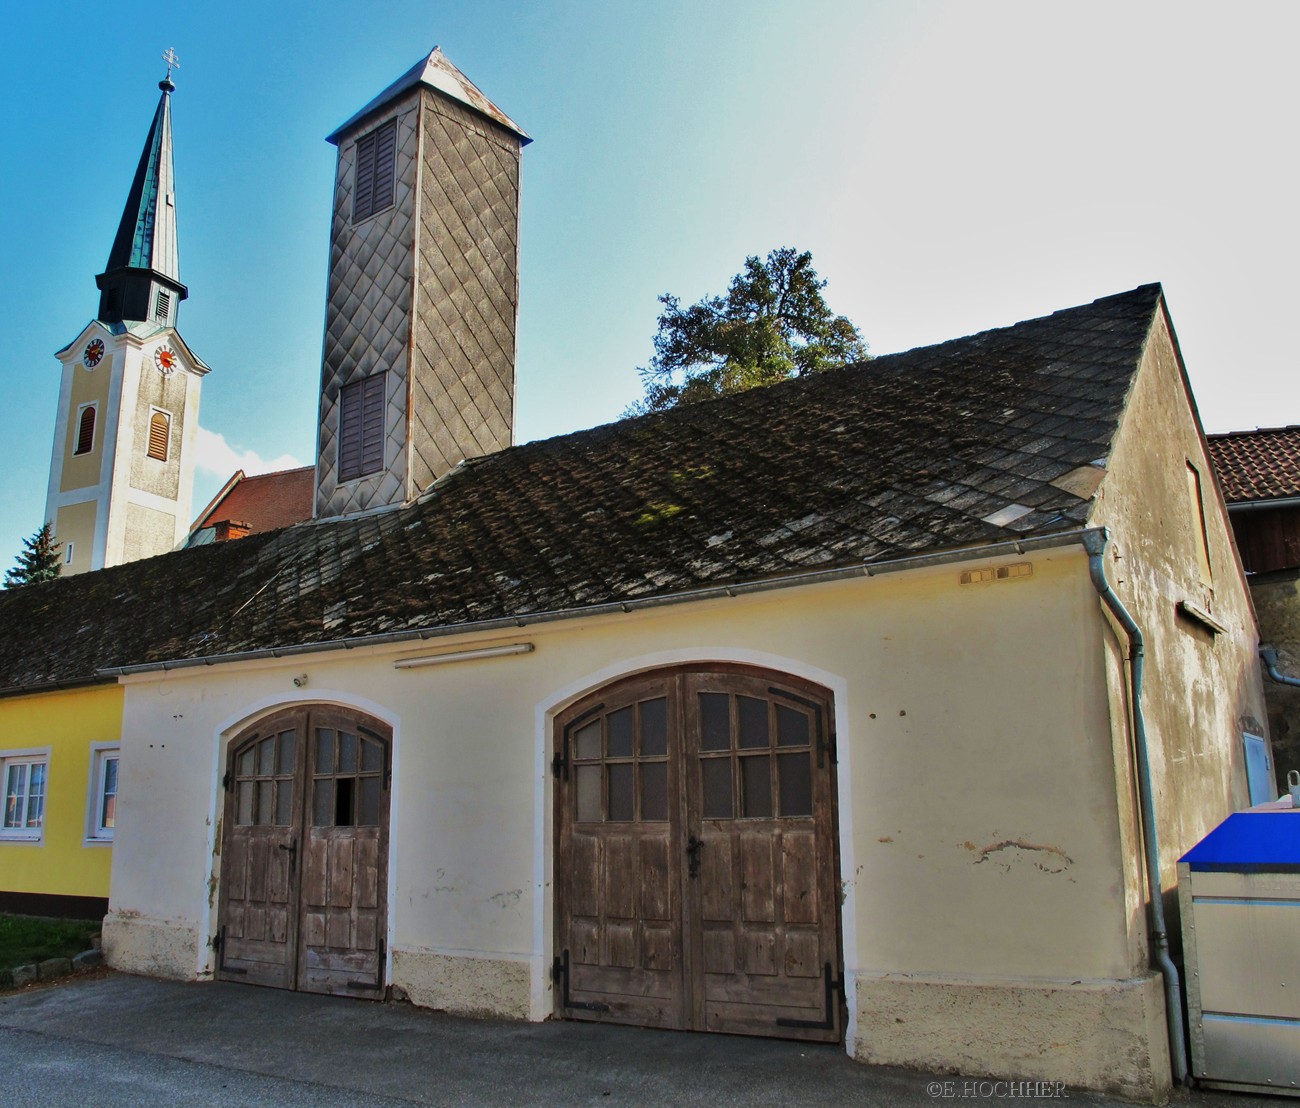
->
[686, 834, 704, 879]
[278, 840, 297, 864]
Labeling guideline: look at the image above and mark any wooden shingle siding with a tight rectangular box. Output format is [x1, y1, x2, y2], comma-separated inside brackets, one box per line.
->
[338, 373, 386, 481]
[352, 119, 397, 223]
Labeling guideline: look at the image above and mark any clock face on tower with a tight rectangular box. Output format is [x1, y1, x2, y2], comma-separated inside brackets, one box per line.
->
[154, 344, 177, 378]
[83, 338, 105, 369]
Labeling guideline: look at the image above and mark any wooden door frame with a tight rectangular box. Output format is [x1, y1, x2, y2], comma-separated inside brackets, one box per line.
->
[552, 662, 845, 1039]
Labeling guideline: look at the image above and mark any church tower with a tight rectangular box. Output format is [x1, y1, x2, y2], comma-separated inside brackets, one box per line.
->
[314, 48, 530, 519]
[46, 58, 209, 575]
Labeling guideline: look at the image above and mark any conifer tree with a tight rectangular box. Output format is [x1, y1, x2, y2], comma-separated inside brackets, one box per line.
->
[629, 248, 867, 414]
[3, 522, 63, 588]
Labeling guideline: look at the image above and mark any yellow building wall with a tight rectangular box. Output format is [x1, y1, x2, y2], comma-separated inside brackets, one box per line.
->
[0, 684, 122, 898]
[54, 500, 98, 577]
[60, 353, 113, 493]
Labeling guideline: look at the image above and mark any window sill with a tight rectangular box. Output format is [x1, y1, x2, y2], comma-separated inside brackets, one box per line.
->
[0, 834, 44, 845]
[83, 836, 114, 847]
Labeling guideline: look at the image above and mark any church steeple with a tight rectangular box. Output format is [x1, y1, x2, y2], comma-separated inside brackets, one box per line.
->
[95, 63, 187, 329]
[46, 50, 209, 576]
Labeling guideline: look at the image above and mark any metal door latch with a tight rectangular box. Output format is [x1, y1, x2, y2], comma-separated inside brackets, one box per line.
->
[686, 834, 704, 879]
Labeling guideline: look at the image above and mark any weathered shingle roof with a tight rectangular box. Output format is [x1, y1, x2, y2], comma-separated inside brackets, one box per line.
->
[1207, 427, 1300, 503]
[0, 284, 1162, 693]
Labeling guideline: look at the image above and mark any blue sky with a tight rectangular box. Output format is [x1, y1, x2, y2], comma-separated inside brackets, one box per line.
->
[2, 1, 1299, 569]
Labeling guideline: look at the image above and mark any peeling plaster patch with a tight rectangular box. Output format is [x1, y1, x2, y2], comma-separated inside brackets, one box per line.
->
[974, 839, 1073, 874]
[878, 836, 894, 843]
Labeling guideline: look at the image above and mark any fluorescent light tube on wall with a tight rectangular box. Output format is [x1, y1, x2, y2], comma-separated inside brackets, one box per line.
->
[393, 642, 535, 669]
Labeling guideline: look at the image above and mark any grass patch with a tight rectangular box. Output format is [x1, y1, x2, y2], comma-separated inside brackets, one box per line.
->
[0, 914, 99, 972]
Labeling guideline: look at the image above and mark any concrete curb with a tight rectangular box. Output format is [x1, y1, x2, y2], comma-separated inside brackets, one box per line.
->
[1, 942, 101, 990]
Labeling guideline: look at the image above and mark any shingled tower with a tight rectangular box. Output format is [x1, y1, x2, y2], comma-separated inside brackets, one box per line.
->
[46, 56, 209, 574]
[315, 48, 530, 519]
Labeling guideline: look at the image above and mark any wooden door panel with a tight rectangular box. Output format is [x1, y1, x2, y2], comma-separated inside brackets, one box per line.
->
[217, 718, 302, 988]
[558, 682, 685, 1030]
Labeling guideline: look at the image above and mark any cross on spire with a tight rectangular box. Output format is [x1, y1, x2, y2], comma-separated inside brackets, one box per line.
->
[162, 47, 180, 82]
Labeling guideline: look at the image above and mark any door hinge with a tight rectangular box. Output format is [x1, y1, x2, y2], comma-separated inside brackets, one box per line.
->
[222, 771, 232, 791]
[211, 928, 223, 954]
[551, 749, 568, 780]
[775, 962, 843, 1031]
[554, 948, 609, 1013]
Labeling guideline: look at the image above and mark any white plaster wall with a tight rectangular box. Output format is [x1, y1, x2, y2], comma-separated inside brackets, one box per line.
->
[109, 546, 1139, 1084]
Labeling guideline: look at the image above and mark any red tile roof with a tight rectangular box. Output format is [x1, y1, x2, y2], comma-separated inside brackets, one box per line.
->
[194, 466, 314, 536]
[1206, 427, 1300, 503]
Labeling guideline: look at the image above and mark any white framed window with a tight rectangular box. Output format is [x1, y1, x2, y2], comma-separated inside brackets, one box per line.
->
[1, 748, 50, 842]
[86, 743, 119, 843]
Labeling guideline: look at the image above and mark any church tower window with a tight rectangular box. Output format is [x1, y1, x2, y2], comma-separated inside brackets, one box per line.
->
[155, 289, 171, 322]
[338, 374, 386, 481]
[74, 405, 96, 456]
[147, 410, 171, 461]
[352, 119, 398, 223]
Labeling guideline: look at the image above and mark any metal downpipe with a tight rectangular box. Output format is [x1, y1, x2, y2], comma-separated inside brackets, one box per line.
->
[1260, 646, 1300, 688]
[1082, 529, 1190, 1086]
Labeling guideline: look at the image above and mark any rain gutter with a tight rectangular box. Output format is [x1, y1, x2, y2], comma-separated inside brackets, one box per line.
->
[1226, 495, 1300, 514]
[95, 527, 1104, 679]
[1081, 528, 1190, 1086]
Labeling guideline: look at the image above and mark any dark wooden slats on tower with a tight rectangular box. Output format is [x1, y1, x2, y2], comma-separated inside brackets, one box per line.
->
[74, 406, 96, 455]
[352, 119, 398, 223]
[338, 373, 386, 481]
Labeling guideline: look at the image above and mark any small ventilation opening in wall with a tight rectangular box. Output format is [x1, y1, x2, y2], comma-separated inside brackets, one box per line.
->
[154, 290, 171, 322]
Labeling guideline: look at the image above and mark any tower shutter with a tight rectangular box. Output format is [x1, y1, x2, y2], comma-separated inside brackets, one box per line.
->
[74, 406, 96, 455]
[147, 411, 170, 461]
[352, 119, 397, 222]
[339, 373, 386, 481]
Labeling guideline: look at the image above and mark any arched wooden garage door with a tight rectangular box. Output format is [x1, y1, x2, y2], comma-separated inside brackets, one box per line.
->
[554, 666, 842, 1041]
[216, 706, 390, 998]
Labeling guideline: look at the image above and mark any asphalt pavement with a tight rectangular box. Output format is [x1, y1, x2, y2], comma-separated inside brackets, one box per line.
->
[0, 973, 1283, 1107]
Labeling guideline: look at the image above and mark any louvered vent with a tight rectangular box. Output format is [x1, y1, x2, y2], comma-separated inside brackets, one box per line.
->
[74, 406, 96, 455]
[352, 119, 398, 222]
[338, 373, 386, 480]
[147, 410, 170, 461]
[155, 289, 171, 322]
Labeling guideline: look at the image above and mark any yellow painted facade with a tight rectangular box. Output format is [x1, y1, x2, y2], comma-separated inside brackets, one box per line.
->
[0, 684, 122, 898]
[54, 500, 98, 577]
[60, 353, 113, 492]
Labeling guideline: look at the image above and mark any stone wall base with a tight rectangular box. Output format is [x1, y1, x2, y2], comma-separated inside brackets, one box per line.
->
[852, 971, 1172, 1103]
[102, 912, 202, 981]
[391, 948, 532, 1019]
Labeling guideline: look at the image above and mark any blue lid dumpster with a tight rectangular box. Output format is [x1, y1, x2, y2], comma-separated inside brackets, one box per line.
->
[1178, 810, 1300, 1096]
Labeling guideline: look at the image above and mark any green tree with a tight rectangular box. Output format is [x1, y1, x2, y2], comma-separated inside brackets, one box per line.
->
[630, 247, 867, 414]
[3, 522, 63, 588]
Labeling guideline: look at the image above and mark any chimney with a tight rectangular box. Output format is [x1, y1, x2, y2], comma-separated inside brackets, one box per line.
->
[213, 519, 251, 542]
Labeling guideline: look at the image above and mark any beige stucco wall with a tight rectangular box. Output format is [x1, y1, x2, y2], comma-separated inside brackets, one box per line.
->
[104, 545, 1175, 1095]
[1246, 568, 1300, 788]
[1090, 309, 1268, 977]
